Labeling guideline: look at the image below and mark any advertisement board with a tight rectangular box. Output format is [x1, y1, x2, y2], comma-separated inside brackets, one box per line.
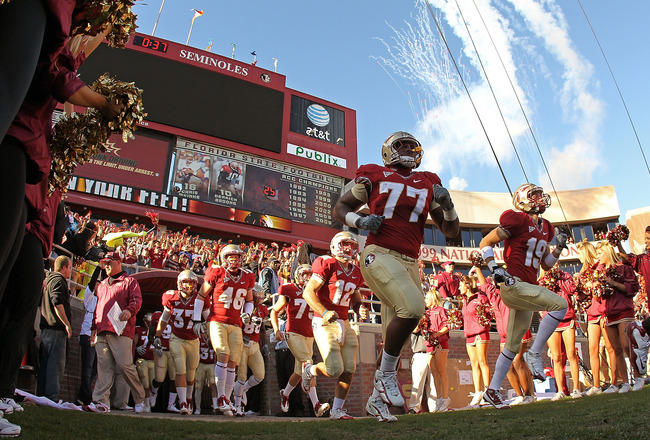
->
[289, 95, 346, 147]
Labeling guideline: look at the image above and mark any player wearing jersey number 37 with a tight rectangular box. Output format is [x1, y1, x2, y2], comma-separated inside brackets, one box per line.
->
[479, 183, 569, 409]
[333, 132, 459, 422]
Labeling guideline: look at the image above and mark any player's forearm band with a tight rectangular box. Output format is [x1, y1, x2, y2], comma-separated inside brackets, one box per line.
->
[344, 211, 362, 228]
[443, 207, 458, 221]
[480, 246, 495, 261]
[193, 298, 204, 321]
[544, 253, 558, 267]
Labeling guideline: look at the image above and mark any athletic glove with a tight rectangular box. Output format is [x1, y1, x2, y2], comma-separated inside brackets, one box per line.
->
[136, 345, 147, 357]
[433, 185, 454, 211]
[152, 336, 162, 350]
[192, 320, 206, 338]
[554, 227, 569, 250]
[356, 214, 384, 234]
[487, 260, 514, 285]
[241, 312, 251, 325]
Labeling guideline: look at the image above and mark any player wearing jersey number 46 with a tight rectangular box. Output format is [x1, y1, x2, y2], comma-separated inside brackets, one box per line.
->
[334, 132, 459, 422]
[479, 183, 568, 409]
[302, 232, 366, 421]
[193, 245, 255, 417]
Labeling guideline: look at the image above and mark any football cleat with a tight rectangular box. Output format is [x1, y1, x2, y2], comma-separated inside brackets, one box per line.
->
[280, 390, 290, 413]
[134, 402, 145, 414]
[633, 378, 644, 391]
[234, 405, 245, 417]
[179, 401, 190, 415]
[329, 407, 354, 420]
[524, 351, 546, 381]
[314, 401, 330, 417]
[167, 403, 180, 413]
[217, 396, 233, 417]
[482, 389, 510, 409]
[366, 396, 397, 422]
[373, 370, 405, 407]
[626, 321, 650, 375]
[301, 361, 314, 393]
[187, 398, 194, 415]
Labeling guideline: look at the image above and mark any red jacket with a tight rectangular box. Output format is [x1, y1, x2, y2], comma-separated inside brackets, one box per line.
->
[462, 293, 491, 338]
[540, 271, 577, 322]
[601, 263, 639, 319]
[481, 281, 508, 339]
[93, 272, 142, 339]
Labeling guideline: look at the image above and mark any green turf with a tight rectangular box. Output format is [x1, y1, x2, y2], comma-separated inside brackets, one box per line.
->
[7, 388, 650, 439]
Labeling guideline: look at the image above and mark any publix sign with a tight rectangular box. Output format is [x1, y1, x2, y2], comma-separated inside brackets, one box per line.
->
[287, 143, 346, 169]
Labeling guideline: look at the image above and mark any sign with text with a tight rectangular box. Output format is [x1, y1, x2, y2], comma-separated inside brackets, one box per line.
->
[172, 138, 344, 227]
[289, 95, 345, 146]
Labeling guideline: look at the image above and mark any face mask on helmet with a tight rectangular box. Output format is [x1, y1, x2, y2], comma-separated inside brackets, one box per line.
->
[381, 132, 423, 168]
[513, 183, 551, 213]
[294, 265, 313, 286]
[177, 270, 198, 296]
[220, 244, 244, 271]
[330, 232, 359, 261]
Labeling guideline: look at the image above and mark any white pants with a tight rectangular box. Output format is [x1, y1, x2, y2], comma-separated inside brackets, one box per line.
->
[408, 352, 437, 412]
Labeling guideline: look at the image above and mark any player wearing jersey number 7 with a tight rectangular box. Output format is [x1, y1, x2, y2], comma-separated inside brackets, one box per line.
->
[479, 183, 568, 409]
[333, 132, 459, 421]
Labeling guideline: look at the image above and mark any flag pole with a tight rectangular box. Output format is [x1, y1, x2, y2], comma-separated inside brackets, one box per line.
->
[152, 0, 166, 36]
[186, 9, 203, 45]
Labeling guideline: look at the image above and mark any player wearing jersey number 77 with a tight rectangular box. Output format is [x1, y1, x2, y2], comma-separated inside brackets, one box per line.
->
[192, 245, 255, 416]
[333, 132, 459, 421]
[479, 183, 568, 409]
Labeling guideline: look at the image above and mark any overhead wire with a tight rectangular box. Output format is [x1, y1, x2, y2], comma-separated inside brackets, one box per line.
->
[422, 0, 513, 196]
[468, 0, 572, 230]
[577, 0, 650, 178]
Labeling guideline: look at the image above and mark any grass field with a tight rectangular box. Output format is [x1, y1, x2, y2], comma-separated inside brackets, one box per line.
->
[6, 388, 650, 440]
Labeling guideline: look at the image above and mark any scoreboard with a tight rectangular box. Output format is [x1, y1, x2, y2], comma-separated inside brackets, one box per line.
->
[71, 33, 357, 242]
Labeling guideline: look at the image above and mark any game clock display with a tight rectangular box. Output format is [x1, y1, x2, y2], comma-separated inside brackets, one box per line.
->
[132, 35, 168, 53]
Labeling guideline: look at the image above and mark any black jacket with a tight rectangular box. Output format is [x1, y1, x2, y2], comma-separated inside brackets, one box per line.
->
[40, 271, 70, 330]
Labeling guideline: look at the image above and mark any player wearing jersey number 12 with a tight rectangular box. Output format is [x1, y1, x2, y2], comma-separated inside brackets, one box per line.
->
[333, 132, 459, 422]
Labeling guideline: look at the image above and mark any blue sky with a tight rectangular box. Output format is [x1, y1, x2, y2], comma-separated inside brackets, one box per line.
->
[132, 0, 650, 221]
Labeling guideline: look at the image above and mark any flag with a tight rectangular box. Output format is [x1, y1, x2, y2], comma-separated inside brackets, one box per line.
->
[231, 43, 236, 59]
[206, 37, 213, 52]
[192, 9, 203, 20]
[186, 9, 203, 45]
[251, 51, 257, 66]
[272, 57, 278, 72]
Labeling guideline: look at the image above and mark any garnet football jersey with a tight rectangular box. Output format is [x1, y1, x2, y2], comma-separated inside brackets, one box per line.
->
[242, 304, 268, 343]
[204, 266, 255, 326]
[280, 283, 314, 337]
[162, 290, 206, 340]
[356, 164, 442, 258]
[499, 209, 555, 284]
[199, 336, 216, 364]
[151, 311, 172, 350]
[311, 255, 363, 318]
[134, 325, 154, 360]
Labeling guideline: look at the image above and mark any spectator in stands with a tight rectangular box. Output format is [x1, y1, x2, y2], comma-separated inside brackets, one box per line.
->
[37, 256, 73, 402]
[164, 252, 180, 271]
[138, 247, 152, 269]
[437, 261, 461, 299]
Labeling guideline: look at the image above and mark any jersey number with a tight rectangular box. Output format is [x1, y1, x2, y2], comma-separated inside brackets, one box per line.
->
[378, 181, 428, 222]
[293, 298, 313, 320]
[218, 287, 248, 310]
[332, 281, 357, 307]
[172, 309, 194, 330]
[524, 237, 547, 270]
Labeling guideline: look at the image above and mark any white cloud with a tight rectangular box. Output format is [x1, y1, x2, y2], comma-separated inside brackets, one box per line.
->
[448, 176, 468, 190]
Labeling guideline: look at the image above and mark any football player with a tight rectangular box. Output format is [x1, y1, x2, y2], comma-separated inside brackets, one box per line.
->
[302, 233, 366, 420]
[479, 183, 569, 409]
[153, 270, 205, 415]
[333, 132, 459, 421]
[192, 244, 255, 416]
[193, 332, 217, 414]
[233, 284, 269, 416]
[270, 264, 330, 418]
[134, 312, 155, 412]
[149, 310, 179, 412]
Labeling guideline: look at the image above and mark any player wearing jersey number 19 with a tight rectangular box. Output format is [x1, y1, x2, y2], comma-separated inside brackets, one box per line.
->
[192, 245, 255, 416]
[333, 132, 459, 421]
[479, 183, 568, 409]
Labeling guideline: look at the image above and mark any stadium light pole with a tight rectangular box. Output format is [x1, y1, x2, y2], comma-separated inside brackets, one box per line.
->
[152, 0, 165, 36]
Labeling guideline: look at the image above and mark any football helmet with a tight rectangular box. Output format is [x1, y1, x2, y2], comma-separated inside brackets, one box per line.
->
[177, 269, 198, 296]
[229, 161, 242, 175]
[381, 131, 423, 168]
[294, 264, 313, 286]
[512, 183, 551, 213]
[143, 312, 153, 327]
[626, 321, 650, 375]
[330, 231, 359, 261]
[251, 283, 264, 301]
[220, 244, 244, 271]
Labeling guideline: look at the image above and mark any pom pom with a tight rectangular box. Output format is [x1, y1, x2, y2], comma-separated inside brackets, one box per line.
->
[476, 302, 494, 327]
[145, 210, 159, 227]
[71, 0, 138, 48]
[446, 308, 463, 330]
[468, 250, 485, 267]
[606, 224, 630, 246]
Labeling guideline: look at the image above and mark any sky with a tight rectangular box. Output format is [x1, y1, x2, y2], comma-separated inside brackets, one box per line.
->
[131, 0, 650, 222]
